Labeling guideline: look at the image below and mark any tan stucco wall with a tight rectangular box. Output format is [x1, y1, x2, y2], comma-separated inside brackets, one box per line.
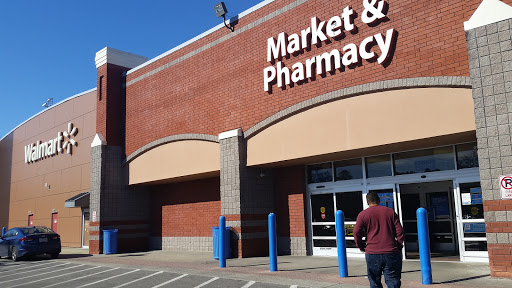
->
[128, 140, 220, 185]
[247, 88, 476, 166]
[0, 90, 96, 247]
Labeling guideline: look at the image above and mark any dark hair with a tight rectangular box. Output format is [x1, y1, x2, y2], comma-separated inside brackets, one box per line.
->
[366, 191, 381, 205]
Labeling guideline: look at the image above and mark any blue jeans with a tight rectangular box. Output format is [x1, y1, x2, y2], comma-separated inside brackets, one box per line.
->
[365, 253, 402, 288]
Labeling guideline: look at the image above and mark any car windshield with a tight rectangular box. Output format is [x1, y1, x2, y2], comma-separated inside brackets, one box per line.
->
[21, 226, 54, 235]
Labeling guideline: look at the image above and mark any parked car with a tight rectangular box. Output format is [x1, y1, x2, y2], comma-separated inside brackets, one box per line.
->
[0, 226, 61, 261]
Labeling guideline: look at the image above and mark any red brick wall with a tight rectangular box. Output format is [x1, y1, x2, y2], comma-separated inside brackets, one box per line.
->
[123, 0, 512, 156]
[96, 63, 130, 147]
[274, 165, 307, 238]
[150, 177, 221, 237]
[485, 199, 512, 278]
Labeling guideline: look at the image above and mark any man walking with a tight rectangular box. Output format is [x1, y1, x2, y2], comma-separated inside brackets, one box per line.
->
[354, 191, 404, 288]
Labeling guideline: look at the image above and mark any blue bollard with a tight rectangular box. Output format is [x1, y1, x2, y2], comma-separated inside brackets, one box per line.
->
[2, 227, 6, 237]
[219, 216, 226, 268]
[268, 213, 278, 272]
[335, 210, 348, 277]
[417, 208, 432, 285]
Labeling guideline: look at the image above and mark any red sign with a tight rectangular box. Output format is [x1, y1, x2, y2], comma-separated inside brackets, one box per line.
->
[321, 213, 326, 219]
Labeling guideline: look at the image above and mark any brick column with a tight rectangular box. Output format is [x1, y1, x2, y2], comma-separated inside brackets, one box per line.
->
[89, 48, 150, 254]
[219, 129, 275, 257]
[464, 0, 512, 278]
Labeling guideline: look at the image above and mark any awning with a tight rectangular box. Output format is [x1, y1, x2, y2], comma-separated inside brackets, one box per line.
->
[64, 192, 90, 208]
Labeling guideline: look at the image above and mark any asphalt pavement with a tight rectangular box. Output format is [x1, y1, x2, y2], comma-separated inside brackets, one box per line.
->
[1, 248, 511, 288]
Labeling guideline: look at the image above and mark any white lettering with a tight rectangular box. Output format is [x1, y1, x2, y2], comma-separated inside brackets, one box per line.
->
[305, 57, 316, 79]
[276, 62, 290, 88]
[264, 66, 277, 92]
[375, 29, 396, 64]
[57, 132, 63, 153]
[360, 35, 375, 60]
[287, 34, 301, 54]
[267, 33, 288, 62]
[341, 6, 355, 32]
[342, 43, 359, 66]
[316, 49, 341, 74]
[326, 16, 342, 38]
[291, 62, 305, 83]
[300, 27, 311, 50]
[24, 144, 33, 163]
[310, 17, 327, 45]
[23, 123, 79, 164]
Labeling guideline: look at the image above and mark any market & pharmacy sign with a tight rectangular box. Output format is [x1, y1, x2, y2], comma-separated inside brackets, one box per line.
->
[264, 0, 398, 92]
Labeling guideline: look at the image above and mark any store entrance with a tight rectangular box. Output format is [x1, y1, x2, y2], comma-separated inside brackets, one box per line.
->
[399, 181, 459, 260]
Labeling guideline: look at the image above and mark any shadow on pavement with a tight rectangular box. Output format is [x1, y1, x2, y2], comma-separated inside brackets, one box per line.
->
[55, 253, 92, 260]
[115, 253, 146, 257]
[229, 261, 292, 268]
[435, 274, 491, 284]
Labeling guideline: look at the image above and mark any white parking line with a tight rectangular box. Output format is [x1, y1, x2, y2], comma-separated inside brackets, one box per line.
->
[0, 262, 68, 279]
[152, 274, 188, 288]
[8, 265, 96, 288]
[194, 277, 219, 288]
[0, 263, 77, 284]
[241, 280, 256, 288]
[112, 271, 163, 288]
[75, 269, 140, 288]
[0, 261, 57, 274]
[41, 267, 119, 288]
[290, 285, 298, 288]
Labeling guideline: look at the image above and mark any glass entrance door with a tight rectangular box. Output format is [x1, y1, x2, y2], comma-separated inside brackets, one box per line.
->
[310, 188, 364, 256]
[454, 179, 487, 262]
[82, 209, 90, 248]
[399, 181, 458, 259]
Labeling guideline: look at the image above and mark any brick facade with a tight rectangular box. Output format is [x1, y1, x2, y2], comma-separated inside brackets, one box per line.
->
[122, 0, 508, 157]
[84, 0, 512, 279]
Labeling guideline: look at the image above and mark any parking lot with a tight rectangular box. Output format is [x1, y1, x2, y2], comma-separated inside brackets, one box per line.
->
[0, 258, 305, 288]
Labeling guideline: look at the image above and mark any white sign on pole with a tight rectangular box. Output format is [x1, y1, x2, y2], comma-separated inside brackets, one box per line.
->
[499, 175, 512, 199]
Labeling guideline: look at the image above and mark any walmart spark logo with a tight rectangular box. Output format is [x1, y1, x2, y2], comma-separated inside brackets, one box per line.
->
[63, 123, 78, 154]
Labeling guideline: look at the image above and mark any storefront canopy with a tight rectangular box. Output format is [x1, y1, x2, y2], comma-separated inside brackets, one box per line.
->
[64, 192, 90, 208]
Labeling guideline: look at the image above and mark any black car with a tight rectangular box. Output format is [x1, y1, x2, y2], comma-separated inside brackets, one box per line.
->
[0, 226, 61, 261]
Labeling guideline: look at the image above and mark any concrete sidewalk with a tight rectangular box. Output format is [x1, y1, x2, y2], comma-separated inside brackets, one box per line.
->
[59, 248, 511, 287]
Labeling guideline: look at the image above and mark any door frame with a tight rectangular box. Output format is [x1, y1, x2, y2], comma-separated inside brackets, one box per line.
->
[81, 208, 90, 248]
[309, 183, 365, 257]
[454, 176, 488, 262]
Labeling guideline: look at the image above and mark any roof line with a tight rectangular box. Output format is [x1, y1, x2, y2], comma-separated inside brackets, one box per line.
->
[126, 0, 275, 75]
[0, 88, 97, 142]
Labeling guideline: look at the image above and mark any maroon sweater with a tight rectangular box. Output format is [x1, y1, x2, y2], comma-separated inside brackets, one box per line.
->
[354, 205, 404, 254]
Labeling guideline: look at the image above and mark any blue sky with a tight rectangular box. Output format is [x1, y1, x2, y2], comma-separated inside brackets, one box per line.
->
[0, 0, 263, 138]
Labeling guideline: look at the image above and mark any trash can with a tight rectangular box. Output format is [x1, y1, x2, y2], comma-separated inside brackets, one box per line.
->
[103, 229, 118, 254]
[212, 226, 230, 259]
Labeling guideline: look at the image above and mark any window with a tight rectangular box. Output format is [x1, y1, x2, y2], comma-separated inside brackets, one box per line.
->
[3, 229, 17, 238]
[459, 182, 483, 220]
[311, 194, 334, 222]
[335, 191, 363, 221]
[334, 159, 363, 181]
[307, 163, 333, 184]
[366, 155, 392, 178]
[456, 142, 479, 169]
[394, 146, 454, 175]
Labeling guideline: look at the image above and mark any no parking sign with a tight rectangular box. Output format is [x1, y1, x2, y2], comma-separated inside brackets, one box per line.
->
[499, 175, 512, 199]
